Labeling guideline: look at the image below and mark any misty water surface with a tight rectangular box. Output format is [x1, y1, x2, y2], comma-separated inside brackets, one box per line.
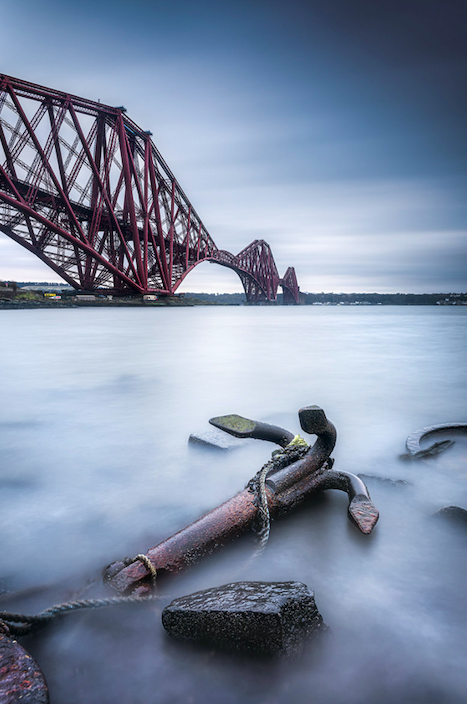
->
[0, 306, 466, 704]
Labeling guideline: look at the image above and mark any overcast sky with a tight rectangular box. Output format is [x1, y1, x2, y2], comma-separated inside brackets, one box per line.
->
[1, 0, 466, 292]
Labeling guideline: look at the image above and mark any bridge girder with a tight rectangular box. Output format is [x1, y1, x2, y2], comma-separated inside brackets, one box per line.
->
[0, 74, 299, 301]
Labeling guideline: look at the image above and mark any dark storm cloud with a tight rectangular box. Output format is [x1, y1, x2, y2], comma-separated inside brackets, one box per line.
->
[1, 0, 466, 291]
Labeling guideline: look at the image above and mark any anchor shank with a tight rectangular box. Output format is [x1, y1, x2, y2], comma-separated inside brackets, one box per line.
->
[107, 447, 337, 594]
[107, 489, 260, 593]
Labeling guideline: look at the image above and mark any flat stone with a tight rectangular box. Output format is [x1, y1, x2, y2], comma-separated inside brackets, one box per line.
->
[188, 429, 245, 450]
[162, 581, 324, 655]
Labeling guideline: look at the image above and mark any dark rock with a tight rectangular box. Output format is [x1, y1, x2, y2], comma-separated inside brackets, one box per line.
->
[189, 429, 245, 450]
[0, 633, 49, 703]
[162, 581, 324, 655]
[358, 473, 412, 487]
[434, 505, 467, 526]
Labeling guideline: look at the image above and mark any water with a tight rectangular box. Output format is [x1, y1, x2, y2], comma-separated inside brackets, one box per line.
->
[0, 306, 466, 703]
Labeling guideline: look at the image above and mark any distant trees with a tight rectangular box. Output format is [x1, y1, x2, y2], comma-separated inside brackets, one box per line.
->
[181, 291, 467, 305]
[0, 280, 17, 292]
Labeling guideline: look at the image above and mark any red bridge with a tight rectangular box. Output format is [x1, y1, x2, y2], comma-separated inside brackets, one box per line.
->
[0, 74, 299, 303]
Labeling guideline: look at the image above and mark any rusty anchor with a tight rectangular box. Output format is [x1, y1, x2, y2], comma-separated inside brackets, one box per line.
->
[105, 406, 379, 595]
[0, 405, 378, 703]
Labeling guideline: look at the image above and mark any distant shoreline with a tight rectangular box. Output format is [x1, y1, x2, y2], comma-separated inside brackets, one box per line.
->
[1, 296, 466, 310]
[1, 285, 466, 309]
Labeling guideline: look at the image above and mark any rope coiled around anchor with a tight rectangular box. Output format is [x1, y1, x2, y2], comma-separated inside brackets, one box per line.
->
[247, 435, 310, 558]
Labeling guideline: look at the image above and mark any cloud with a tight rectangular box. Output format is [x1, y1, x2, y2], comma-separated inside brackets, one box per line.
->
[178, 178, 467, 293]
[1, 0, 466, 292]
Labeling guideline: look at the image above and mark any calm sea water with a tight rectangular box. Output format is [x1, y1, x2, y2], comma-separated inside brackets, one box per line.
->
[0, 306, 466, 704]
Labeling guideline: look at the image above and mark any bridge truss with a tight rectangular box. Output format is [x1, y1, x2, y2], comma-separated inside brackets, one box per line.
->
[0, 74, 299, 303]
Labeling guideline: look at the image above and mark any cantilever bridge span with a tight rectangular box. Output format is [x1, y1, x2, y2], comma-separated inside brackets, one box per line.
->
[0, 74, 299, 303]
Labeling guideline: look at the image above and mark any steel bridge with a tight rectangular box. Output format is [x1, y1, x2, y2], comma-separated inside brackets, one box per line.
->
[0, 74, 299, 303]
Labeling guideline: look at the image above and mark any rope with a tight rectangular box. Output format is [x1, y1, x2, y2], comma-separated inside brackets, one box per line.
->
[0, 594, 157, 637]
[0, 557, 159, 637]
[246, 436, 310, 558]
[134, 554, 158, 587]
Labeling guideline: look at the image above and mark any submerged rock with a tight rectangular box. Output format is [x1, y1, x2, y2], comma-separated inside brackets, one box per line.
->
[358, 473, 412, 487]
[162, 581, 324, 655]
[189, 429, 245, 450]
[434, 505, 467, 527]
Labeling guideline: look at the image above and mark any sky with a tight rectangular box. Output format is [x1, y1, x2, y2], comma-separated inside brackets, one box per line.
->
[1, 0, 466, 293]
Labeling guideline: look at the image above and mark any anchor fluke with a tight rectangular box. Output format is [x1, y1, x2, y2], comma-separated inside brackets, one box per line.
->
[209, 414, 294, 447]
[209, 414, 256, 437]
[348, 495, 380, 535]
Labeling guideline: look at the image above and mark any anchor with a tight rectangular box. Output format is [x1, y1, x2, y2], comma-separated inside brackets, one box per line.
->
[105, 405, 379, 595]
[1, 405, 379, 701]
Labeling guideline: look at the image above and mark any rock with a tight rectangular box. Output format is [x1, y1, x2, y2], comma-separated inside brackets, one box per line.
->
[188, 429, 245, 450]
[358, 473, 411, 487]
[0, 632, 49, 703]
[434, 505, 467, 526]
[162, 581, 324, 655]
